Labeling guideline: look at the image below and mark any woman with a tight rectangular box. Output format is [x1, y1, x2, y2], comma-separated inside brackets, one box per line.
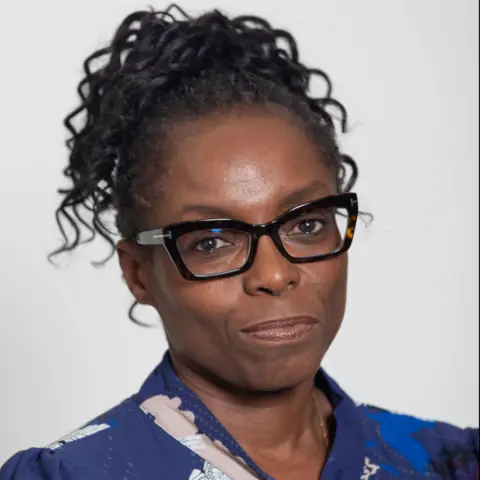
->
[1, 4, 477, 480]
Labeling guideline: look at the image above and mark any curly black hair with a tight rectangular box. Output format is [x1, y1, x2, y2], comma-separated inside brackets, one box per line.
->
[51, 4, 360, 316]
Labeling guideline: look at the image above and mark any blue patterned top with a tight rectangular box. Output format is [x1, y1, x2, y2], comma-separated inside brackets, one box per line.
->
[1, 353, 478, 479]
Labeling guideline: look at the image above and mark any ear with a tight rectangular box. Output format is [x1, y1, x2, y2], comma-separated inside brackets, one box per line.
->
[116, 240, 154, 306]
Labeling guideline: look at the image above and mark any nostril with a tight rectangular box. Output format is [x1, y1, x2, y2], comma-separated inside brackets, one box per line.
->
[257, 286, 273, 295]
[256, 281, 295, 296]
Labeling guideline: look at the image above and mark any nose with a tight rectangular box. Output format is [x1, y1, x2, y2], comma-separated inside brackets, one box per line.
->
[242, 235, 300, 296]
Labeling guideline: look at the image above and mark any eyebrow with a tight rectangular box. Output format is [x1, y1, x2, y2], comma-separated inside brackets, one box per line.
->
[278, 180, 331, 211]
[178, 180, 331, 220]
[179, 204, 236, 219]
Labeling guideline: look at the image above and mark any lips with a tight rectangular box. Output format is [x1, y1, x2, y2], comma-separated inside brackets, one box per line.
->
[240, 316, 318, 342]
[241, 316, 317, 333]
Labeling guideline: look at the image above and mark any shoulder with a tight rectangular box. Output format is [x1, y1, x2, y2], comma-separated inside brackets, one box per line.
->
[0, 398, 153, 480]
[357, 404, 479, 477]
[358, 404, 479, 448]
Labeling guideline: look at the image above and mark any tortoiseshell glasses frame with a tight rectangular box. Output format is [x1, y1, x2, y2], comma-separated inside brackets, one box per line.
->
[135, 192, 358, 281]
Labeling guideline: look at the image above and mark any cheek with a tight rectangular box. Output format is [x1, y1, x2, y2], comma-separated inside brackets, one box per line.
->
[304, 254, 348, 322]
[147, 249, 242, 337]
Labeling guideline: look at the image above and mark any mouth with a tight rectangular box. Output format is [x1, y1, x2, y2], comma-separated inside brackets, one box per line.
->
[240, 316, 318, 343]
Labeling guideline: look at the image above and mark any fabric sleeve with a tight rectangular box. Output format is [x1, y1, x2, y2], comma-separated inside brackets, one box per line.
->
[0, 449, 80, 480]
[428, 424, 479, 476]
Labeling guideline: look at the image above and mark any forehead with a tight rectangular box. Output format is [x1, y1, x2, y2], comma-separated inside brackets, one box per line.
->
[155, 110, 336, 224]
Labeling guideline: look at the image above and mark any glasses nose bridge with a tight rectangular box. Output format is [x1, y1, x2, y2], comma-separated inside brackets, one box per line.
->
[249, 220, 284, 261]
[250, 218, 280, 242]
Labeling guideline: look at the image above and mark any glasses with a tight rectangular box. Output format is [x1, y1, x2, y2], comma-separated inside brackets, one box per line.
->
[135, 193, 358, 281]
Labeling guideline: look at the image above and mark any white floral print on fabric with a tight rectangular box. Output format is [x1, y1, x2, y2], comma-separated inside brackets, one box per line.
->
[45, 423, 112, 451]
[360, 457, 381, 479]
[140, 395, 259, 480]
[189, 461, 233, 480]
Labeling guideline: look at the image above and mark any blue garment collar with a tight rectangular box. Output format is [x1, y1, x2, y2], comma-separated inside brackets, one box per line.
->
[135, 352, 365, 479]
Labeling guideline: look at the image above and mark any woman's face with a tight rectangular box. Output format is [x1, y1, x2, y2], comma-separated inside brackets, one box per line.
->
[120, 109, 348, 392]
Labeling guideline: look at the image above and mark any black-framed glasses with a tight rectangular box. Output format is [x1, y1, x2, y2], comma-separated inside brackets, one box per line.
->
[135, 193, 358, 281]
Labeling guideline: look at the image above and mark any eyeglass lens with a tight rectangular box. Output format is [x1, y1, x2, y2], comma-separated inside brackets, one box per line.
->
[175, 206, 349, 276]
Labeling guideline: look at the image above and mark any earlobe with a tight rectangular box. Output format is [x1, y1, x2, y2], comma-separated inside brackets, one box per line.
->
[116, 241, 154, 306]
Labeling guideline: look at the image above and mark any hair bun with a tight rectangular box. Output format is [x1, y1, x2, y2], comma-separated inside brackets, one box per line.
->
[51, 3, 358, 283]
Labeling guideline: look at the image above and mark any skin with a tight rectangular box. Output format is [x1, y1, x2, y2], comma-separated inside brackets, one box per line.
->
[118, 108, 348, 479]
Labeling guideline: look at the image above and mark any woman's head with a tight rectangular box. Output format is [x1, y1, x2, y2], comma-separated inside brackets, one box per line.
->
[55, 5, 360, 392]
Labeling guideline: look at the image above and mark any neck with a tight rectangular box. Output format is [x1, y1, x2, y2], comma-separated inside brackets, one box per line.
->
[171, 357, 333, 457]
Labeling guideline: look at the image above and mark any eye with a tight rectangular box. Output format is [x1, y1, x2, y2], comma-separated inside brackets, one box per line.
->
[194, 237, 231, 253]
[289, 218, 327, 236]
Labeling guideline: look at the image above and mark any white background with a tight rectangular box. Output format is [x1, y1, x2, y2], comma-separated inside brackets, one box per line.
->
[0, 0, 478, 463]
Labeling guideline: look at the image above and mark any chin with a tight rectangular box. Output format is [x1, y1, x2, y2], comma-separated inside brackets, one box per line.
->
[233, 349, 323, 392]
